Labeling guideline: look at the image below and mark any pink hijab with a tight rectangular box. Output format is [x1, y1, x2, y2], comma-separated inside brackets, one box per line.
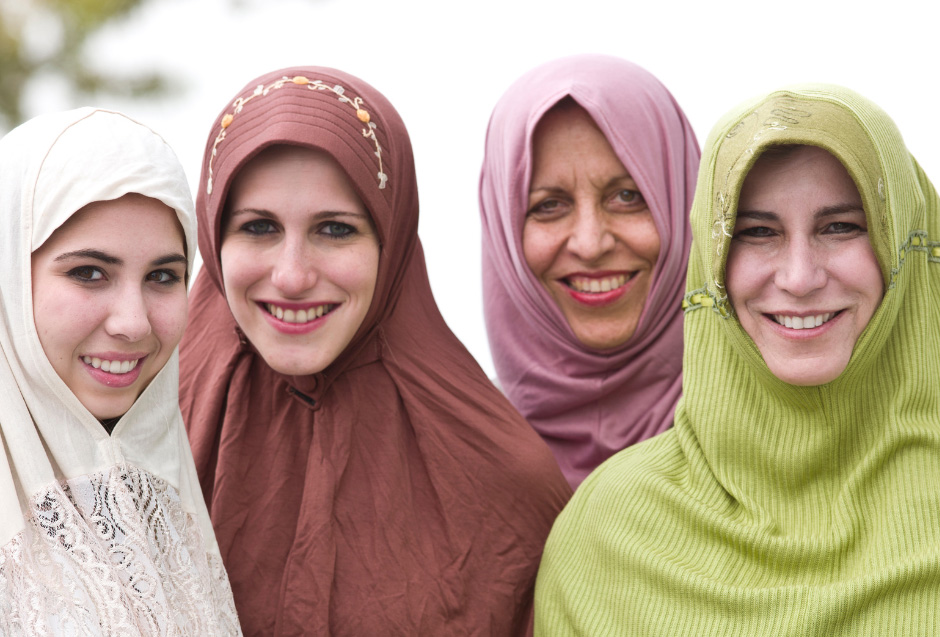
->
[480, 54, 700, 487]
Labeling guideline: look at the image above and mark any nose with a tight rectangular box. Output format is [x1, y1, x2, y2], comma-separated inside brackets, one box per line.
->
[104, 285, 152, 341]
[774, 237, 827, 297]
[270, 236, 318, 296]
[566, 204, 615, 263]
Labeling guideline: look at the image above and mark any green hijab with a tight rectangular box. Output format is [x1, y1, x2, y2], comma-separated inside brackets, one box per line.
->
[535, 85, 940, 635]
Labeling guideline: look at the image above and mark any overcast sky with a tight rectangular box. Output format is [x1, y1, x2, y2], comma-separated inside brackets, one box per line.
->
[20, 0, 938, 376]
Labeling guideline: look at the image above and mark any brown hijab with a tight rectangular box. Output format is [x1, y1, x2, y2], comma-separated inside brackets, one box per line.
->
[179, 66, 571, 636]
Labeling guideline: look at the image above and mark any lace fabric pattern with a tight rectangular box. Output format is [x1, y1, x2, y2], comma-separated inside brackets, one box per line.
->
[0, 465, 241, 636]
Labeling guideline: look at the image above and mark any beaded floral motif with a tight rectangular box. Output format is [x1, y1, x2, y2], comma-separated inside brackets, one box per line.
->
[207, 75, 387, 195]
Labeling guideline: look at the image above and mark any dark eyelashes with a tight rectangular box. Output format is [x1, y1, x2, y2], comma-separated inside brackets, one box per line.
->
[236, 219, 361, 238]
[150, 270, 184, 285]
[66, 265, 103, 281]
[64, 265, 184, 285]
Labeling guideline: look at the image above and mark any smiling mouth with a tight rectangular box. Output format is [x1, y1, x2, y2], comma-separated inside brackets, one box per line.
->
[81, 356, 141, 374]
[264, 302, 337, 324]
[564, 273, 633, 293]
[769, 311, 840, 330]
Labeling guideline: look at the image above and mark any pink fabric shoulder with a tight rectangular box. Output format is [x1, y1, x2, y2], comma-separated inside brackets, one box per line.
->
[479, 54, 700, 487]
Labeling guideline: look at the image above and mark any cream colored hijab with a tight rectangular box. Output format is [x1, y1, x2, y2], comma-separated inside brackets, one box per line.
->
[0, 108, 239, 635]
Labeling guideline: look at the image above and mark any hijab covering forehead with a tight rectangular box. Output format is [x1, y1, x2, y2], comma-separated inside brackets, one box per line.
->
[196, 67, 416, 358]
[0, 108, 238, 634]
[181, 66, 570, 636]
[535, 86, 940, 635]
[480, 54, 700, 486]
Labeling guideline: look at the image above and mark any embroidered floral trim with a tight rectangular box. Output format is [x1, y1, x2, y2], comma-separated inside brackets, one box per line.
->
[889, 230, 940, 289]
[207, 75, 387, 195]
[682, 286, 731, 317]
[0, 465, 240, 636]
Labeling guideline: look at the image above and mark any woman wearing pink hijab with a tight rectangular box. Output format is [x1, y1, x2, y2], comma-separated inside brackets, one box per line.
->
[480, 54, 700, 488]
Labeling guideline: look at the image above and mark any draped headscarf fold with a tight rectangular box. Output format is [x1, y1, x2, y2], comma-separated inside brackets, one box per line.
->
[479, 54, 700, 487]
[0, 108, 239, 635]
[180, 66, 571, 636]
[535, 85, 940, 635]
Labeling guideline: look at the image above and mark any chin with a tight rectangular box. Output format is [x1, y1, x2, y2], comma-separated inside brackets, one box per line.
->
[83, 398, 133, 420]
[767, 361, 848, 386]
[260, 352, 329, 377]
[573, 329, 636, 351]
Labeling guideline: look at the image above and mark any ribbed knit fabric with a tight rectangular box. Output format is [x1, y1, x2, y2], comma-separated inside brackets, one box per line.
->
[534, 85, 940, 635]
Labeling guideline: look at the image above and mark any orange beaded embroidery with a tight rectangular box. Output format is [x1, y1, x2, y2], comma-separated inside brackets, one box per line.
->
[207, 75, 387, 194]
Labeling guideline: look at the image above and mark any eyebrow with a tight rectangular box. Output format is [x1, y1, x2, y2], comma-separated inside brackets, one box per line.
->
[227, 207, 370, 221]
[54, 249, 187, 268]
[736, 203, 864, 221]
[529, 174, 638, 195]
[54, 249, 119, 264]
[152, 254, 188, 267]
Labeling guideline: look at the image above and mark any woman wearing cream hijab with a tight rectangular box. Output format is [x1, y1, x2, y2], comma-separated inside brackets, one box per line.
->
[0, 108, 239, 635]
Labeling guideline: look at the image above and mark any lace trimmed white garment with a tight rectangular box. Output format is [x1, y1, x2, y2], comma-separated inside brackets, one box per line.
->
[0, 109, 241, 635]
[0, 466, 239, 635]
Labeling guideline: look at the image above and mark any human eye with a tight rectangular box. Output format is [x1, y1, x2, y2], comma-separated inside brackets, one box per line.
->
[319, 221, 357, 239]
[732, 225, 777, 240]
[240, 219, 278, 235]
[66, 265, 106, 283]
[146, 269, 183, 285]
[824, 221, 866, 235]
[611, 189, 647, 210]
[526, 198, 566, 219]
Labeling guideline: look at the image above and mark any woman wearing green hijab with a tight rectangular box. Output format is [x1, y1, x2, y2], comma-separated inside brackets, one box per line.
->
[534, 84, 940, 635]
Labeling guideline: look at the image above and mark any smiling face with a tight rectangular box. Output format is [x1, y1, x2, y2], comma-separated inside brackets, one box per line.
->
[523, 102, 661, 350]
[220, 145, 380, 377]
[726, 145, 884, 386]
[31, 193, 189, 420]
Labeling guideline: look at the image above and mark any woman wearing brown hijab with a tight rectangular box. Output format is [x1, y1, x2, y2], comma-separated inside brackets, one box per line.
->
[179, 67, 571, 636]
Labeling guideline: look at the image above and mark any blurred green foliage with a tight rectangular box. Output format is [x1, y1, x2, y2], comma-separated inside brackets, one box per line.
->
[0, 0, 171, 131]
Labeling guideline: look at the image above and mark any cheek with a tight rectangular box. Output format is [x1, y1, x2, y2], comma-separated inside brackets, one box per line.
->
[839, 244, 885, 313]
[725, 247, 762, 312]
[521, 221, 561, 278]
[32, 278, 99, 359]
[340, 244, 380, 303]
[220, 241, 266, 300]
[149, 291, 189, 351]
[619, 215, 661, 262]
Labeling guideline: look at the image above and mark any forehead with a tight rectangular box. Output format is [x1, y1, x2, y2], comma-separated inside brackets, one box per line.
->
[533, 104, 603, 154]
[38, 194, 184, 252]
[227, 145, 366, 212]
[530, 103, 626, 181]
[738, 145, 862, 212]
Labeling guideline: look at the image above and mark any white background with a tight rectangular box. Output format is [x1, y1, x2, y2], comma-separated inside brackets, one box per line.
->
[18, 0, 938, 376]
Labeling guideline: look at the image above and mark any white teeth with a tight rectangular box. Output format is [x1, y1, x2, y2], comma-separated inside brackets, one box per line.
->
[567, 274, 629, 293]
[266, 303, 334, 324]
[82, 356, 140, 374]
[772, 312, 834, 330]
